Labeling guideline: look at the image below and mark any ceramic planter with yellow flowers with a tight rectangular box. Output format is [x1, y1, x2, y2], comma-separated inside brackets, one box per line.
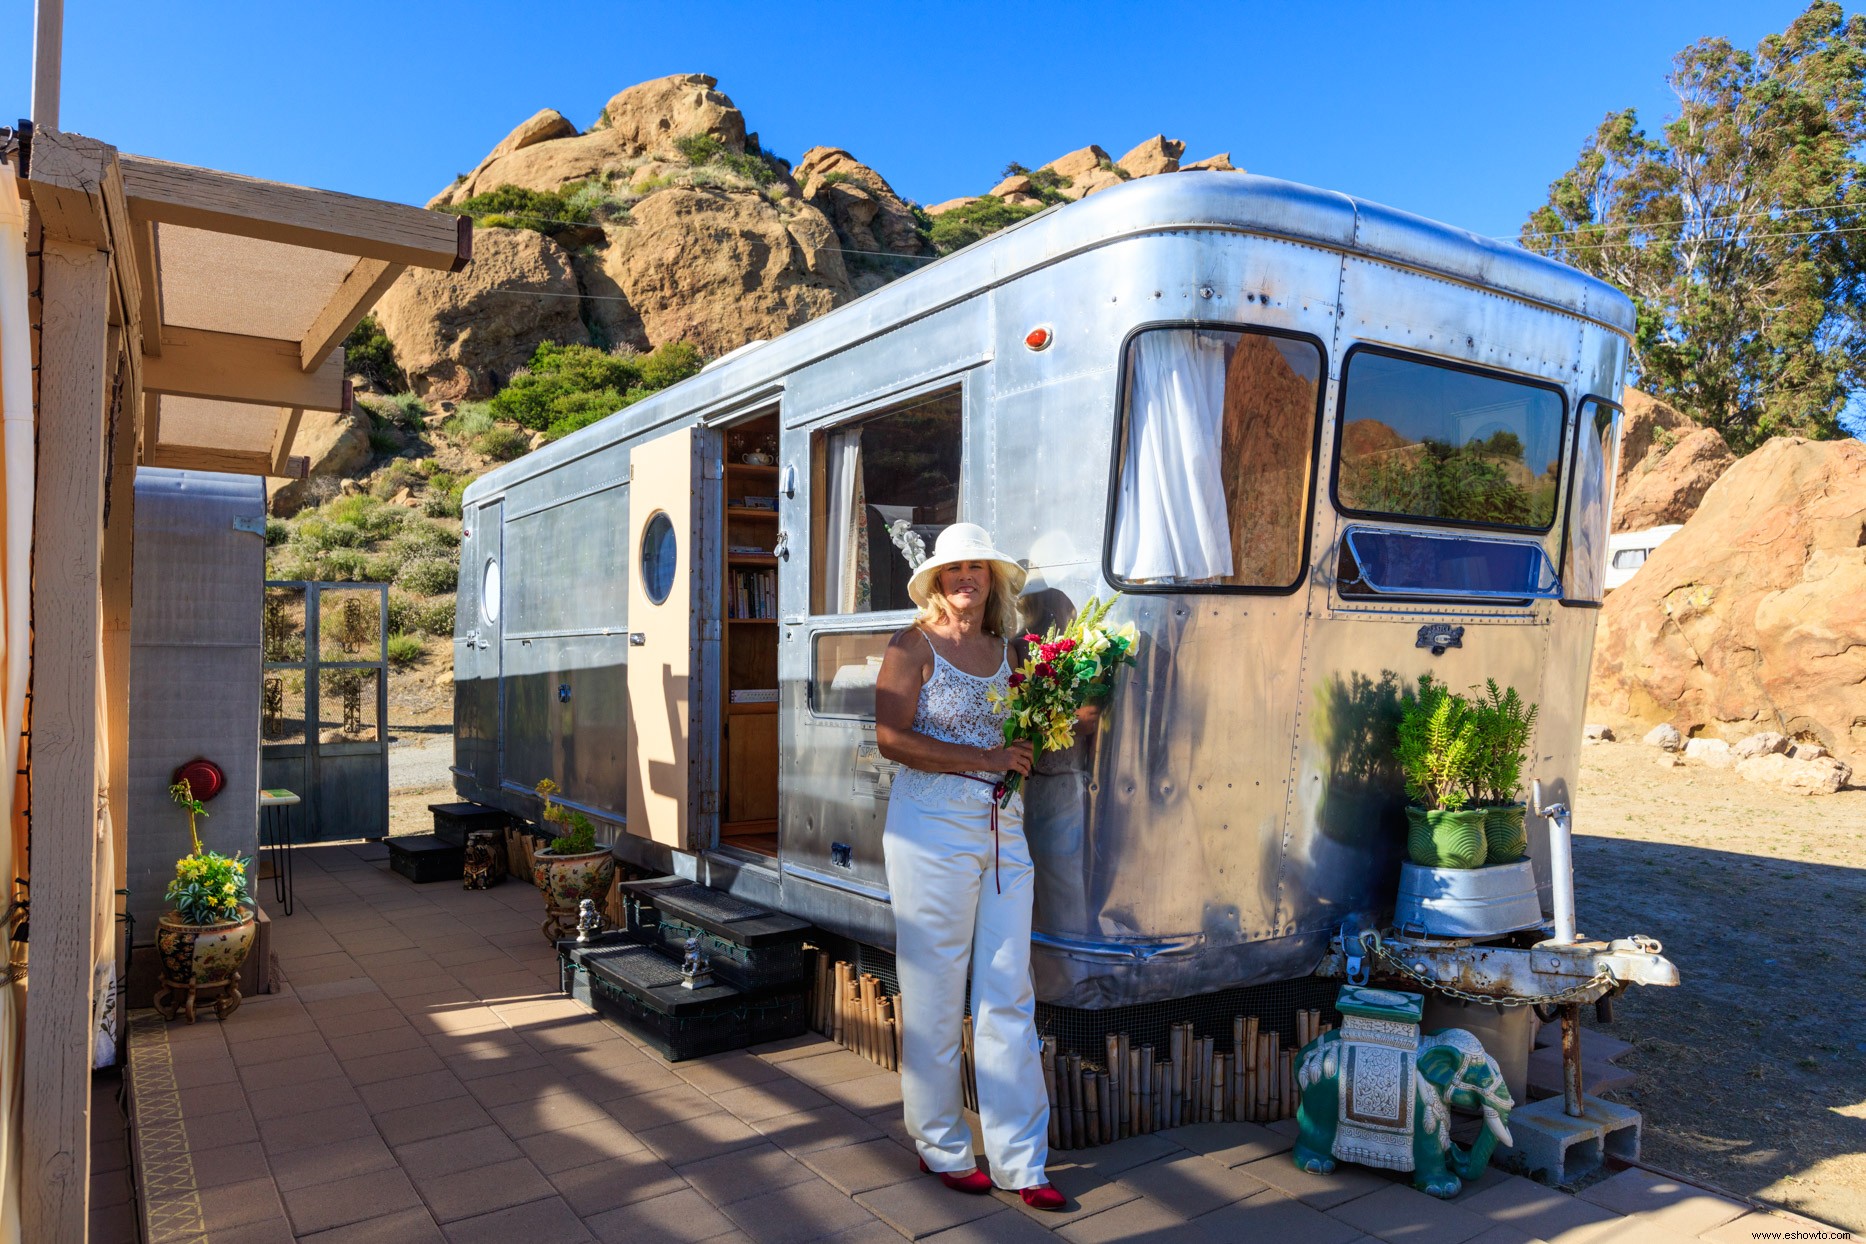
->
[532, 778, 615, 941]
[155, 779, 257, 1023]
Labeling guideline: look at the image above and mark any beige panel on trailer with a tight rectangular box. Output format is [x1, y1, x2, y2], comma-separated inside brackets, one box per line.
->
[626, 425, 700, 849]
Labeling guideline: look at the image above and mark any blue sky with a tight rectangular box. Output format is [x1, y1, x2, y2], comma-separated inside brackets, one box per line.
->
[11, 0, 1864, 432]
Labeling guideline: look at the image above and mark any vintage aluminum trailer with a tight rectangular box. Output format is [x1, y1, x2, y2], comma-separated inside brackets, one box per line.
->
[451, 171, 1659, 1011]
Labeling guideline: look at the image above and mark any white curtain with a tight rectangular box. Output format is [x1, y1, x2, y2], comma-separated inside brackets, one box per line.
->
[0, 160, 36, 1244]
[1110, 331, 1235, 582]
[821, 430, 867, 612]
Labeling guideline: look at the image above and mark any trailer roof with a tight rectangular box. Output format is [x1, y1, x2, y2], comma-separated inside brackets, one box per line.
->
[470, 171, 1635, 501]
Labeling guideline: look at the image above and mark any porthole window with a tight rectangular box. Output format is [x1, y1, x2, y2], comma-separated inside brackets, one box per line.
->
[641, 511, 678, 605]
[481, 558, 501, 623]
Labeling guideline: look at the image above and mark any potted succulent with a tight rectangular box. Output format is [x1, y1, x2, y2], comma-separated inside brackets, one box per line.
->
[1468, 680, 1538, 864]
[532, 779, 616, 942]
[1394, 676, 1488, 869]
[154, 780, 257, 1023]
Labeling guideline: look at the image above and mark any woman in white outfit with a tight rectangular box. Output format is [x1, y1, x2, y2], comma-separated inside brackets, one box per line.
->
[874, 523, 1066, 1210]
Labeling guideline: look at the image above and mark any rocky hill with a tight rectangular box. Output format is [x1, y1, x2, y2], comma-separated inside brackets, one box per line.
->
[369, 72, 1237, 402]
[1588, 435, 1866, 767]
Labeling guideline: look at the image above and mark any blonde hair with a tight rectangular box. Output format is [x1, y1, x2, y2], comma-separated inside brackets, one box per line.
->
[918, 562, 1023, 637]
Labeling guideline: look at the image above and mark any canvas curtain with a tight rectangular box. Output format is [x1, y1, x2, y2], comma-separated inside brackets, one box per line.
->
[1110, 330, 1235, 582]
[821, 429, 871, 612]
[0, 159, 37, 1244]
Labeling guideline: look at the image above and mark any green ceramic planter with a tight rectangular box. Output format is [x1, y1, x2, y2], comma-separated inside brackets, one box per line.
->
[1483, 804, 1529, 863]
[1405, 807, 1490, 869]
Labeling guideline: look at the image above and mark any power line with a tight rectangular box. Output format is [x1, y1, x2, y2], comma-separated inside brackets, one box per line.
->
[1519, 222, 1866, 255]
[445, 208, 939, 265]
[1507, 200, 1864, 242]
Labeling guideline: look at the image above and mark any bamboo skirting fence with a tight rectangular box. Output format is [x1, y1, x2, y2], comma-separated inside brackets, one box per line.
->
[807, 950, 1332, 1151]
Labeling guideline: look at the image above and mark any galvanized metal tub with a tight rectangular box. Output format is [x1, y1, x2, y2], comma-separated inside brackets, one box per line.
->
[1394, 860, 1544, 939]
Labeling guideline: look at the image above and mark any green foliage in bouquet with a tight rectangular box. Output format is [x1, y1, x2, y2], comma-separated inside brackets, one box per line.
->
[535, 778, 597, 854]
[165, 780, 251, 924]
[1394, 675, 1482, 811]
[1468, 679, 1540, 806]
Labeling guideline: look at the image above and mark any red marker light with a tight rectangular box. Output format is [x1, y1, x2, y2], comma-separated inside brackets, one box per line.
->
[1024, 326, 1053, 351]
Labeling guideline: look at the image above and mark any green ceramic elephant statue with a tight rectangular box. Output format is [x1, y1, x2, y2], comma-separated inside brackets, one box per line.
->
[1292, 1026, 1515, 1198]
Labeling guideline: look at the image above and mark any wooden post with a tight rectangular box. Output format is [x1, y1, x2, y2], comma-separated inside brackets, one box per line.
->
[23, 230, 112, 1244]
[1137, 1046, 1151, 1134]
[1042, 1039, 1059, 1148]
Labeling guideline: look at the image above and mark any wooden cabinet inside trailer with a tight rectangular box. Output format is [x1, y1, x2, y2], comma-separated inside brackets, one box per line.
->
[719, 416, 780, 856]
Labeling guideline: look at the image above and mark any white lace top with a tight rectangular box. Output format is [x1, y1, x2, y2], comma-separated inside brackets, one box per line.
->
[890, 629, 1022, 811]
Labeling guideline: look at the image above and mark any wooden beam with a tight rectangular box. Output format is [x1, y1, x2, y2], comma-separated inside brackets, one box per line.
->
[145, 325, 346, 411]
[131, 218, 161, 357]
[271, 405, 305, 476]
[299, 257, 403, 371]
[21, 128, 111, 248]
[24, 234, 110, 1244]
[140, 390, 160, 464]
[145, 443, 276, 476]
[121, 154, 472, 272]
[101, 329, 138, 1005]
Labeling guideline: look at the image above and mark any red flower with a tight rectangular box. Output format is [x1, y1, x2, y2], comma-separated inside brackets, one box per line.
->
[1055, 638, 1077, 653]
[1038, 643, 1058, 663]
[1008, 672, 1026, 687]
[1023, 633, 1041, 644]
[1035, 662, 1054, 680]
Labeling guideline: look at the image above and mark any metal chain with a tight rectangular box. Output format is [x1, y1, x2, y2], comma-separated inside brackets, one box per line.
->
[1364, 936, 1618, 1009]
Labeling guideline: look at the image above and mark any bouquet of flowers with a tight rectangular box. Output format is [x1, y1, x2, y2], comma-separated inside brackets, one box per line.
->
[987, 595, 1139, 804]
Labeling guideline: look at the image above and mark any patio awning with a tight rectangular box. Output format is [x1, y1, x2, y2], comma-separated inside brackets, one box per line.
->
[121, 152, 471, 476]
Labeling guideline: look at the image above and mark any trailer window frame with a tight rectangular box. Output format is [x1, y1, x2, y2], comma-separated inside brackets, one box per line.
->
[1555, 395, 1623, 609]
[1100, 320, 1329, 597]
[1330, 344, 1570, 537]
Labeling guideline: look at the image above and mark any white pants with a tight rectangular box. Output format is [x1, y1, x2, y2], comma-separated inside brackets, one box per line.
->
[883, 790, 1049, 1189]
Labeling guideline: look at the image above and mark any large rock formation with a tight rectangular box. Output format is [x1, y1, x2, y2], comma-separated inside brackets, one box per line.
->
[795, 147, 933, 293]
[374, 227, 587, 399]
[1588, 436, 1866, 768]
[1611, 389, 1731, 531]
[267, 408, 373, 515]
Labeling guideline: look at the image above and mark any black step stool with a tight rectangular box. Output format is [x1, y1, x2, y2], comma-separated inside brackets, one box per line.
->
[560, 934, 807, 1062]
[387, 835, 464, 884]
[428, 801, 508, 847]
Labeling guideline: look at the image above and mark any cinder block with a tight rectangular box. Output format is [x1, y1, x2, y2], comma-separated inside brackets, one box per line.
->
[1498, 1094, 1640, 1184]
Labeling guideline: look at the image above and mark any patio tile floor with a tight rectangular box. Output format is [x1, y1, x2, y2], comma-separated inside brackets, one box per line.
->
[113, 840, 1835, 1242]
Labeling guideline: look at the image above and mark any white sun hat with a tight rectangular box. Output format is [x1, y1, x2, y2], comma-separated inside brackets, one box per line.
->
[905, 522, 1028, 608]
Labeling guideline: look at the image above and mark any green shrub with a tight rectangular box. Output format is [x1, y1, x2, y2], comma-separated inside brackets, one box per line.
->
[341, 314, 404, 391]
[320, 548, 378, 582]
[926, 196, 1042, 255]
[387, 392, 428, 430]
[370, 460, 424, 501]
[673, 134, 779, 187]
[438, 184, 589, 235]
[423, 486, 463, 519]
[474, 425, 531, 461]
[388, 592, 456, 637]
[816, 171, 853, 188]
[400, 555, 460, 596]
[264, 518, 291, 546]
[290, 517, 366, 553]
[489, 340, 703, 441]
[368, 427, 401, 455]
[386, 632, 424, 667]
[1467, 680, 1539, 806]
[1394, 676, 1481, 811]
[443, 403, 495, 441]
[394, 521, 460, 557]
[323, 494, 405, 538]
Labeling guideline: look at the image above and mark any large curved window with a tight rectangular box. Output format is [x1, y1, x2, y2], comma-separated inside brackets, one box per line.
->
[1560, 397, 1622, 603]
[480, 558, 501, 624]
[1107, 326, 1325, 592]
[1334, 349, 1567, 531]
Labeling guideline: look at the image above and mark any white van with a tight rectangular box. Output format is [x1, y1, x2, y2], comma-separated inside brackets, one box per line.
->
[1605, 524, 1684, 591]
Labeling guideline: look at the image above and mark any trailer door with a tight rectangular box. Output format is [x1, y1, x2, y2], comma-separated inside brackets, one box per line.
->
[625, 424, 721, 849]
[459, 499, 503, 793]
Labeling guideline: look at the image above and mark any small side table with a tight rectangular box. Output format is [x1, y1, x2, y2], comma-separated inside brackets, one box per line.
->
[260, 789, 300, 915]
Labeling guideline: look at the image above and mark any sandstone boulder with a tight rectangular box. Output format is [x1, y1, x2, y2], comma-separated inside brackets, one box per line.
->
[374, 227, 587, 400]
[1118, 135, 1184, 177]
[1073, 167, 1129, 197]
[1643, 723, 1683, 751]
[1790, 742, 1829, 761]
[1613, 425, 1734, 533]
[593, 73, 746, 156]
[267, 409, 373, 516]
[1682, 737, 1733, 767]
[924, 196, 978, 217]
[591, 190, 852, 357]
[1044, 145, 1112, 183]
[795, 147, 932, 292]
[990, 174, 1034, 198]
[1615, 390, 1695, 492]
[1589, 437, 1866, 768]
[1181, 153, 1239, 172]
[1732, 731, 1789, 759]
[1735, 752, 1853, 796]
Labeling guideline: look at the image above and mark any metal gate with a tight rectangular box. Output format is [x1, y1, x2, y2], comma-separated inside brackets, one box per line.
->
[261, 581, 390, 841]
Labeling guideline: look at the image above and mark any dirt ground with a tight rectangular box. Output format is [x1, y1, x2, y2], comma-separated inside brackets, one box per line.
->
[1572, 739, 1866, 1232]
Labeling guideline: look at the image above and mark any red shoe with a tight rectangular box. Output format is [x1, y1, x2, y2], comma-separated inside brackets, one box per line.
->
[919, 1157, 993, 1194]
[1019, 1184, 1066, 1211]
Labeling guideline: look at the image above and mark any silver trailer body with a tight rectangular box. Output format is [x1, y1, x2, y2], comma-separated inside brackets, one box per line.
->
[454, 172, 1633, 1008]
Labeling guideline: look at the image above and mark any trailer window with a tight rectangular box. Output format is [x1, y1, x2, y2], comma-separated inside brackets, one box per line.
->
[1560, 397, 1622, 603]
[1335, 349, 1566, 531]
[810, 629, 893, 718]
[1108, 327, 1324, 591]
[813, 388, 963, 615]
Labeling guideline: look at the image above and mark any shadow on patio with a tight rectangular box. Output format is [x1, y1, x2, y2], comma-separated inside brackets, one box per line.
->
[114, 841, 1838, 1243]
